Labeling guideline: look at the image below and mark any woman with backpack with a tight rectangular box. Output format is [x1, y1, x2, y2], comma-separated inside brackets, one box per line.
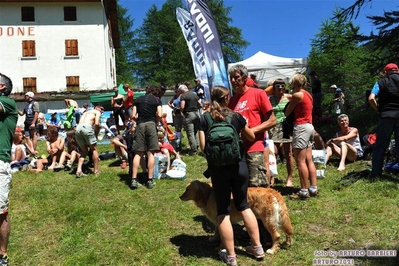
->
[198, 86, 264, 265]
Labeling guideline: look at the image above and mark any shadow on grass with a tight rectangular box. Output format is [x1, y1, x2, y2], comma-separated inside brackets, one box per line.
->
[170, 234, 219, 258]
[191, 215, 273, 250]
[336, 169, 399, 189]
[118, 172, 149, 188]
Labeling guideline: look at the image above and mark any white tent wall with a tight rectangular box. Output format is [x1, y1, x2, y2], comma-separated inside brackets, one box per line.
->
[227, 51, 308, 88]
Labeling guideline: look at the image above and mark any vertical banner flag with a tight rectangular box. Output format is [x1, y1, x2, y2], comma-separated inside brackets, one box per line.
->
[177, 0, 230, 100]
[176, 7, 210, 100]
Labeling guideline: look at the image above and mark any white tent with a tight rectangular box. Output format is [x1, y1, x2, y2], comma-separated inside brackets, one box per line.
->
[228, 51, 308, 88]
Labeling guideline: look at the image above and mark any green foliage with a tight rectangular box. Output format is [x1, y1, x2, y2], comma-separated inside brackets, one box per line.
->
[115, 4, 137, 86]
[308, 8, 379, 112]
[340, 1, 399, 73]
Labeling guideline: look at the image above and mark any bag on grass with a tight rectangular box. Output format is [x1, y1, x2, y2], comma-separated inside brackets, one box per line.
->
[204, 112, 242, 167]
[312, 149, 326, 178]
[266, 139, 278, 176]
[166, 159, 186, 179]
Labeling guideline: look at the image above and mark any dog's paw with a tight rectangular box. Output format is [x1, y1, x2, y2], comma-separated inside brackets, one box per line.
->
[266, 248, 276, 254]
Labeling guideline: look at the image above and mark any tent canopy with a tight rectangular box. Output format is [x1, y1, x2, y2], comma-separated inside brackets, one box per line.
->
[228, 51, 308, 88]
[90, 86, 145, 111]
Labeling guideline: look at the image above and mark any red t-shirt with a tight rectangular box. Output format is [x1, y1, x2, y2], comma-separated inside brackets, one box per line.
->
[124, 89, 134, 109]
[246, 78, 258, 88]
[294, 90, 313, 125]
[160, 142, 175, 154]
[228, 88, 273, 153]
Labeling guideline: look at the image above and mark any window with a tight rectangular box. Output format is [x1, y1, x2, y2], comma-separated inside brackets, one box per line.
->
[66, 76, 80, 91]
[23, 77, 37, 93]
[22, 40, 36, 57]
[64, 6, 77, 21]
[21, 7, 35, 22]
[65, 39, 79, 56]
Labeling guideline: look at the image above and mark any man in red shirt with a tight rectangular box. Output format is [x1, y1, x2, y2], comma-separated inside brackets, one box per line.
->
[123, 84, 134, 120]
[228, 64, 276, 187]
[245, 73, 259, 88]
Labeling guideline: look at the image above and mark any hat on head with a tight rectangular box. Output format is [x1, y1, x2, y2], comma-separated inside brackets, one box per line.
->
[15, 127, 23, 133]
[194, 78, 201, 82]
[25, 91, 34, 98]
[330, 84, 337, 89]
[336, 88, 342, 92]
[384, 63, 398, 72]
[52, 112, 57, 116]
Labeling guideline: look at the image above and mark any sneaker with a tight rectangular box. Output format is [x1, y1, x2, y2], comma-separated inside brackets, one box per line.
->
[309, 189, 319, 197]
[130, 179, 141, 189]
[245, 245, 265, 259]
[53, 164, 65, 172]
[289, 191, 310, 200]
[219, 250, 237, 266]
[146, 179, 155, 189]
[0, 254, 9, 266]
[65, 160, 73, 170]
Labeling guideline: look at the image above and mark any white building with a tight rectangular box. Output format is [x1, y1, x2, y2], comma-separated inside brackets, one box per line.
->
[0, 0, 120, 94]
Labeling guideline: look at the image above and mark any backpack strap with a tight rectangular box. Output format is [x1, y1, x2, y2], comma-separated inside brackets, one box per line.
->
[204, 112, 213, 130]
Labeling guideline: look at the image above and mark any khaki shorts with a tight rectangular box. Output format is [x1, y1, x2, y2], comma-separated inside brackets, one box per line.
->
[246, 152, 268, 187]
[133, 121, 159, 152]
[0, 161, 12, 214]
[269, 123, 292, 143]
[76, 124, 97, 147]
[292, 123, 314, 149]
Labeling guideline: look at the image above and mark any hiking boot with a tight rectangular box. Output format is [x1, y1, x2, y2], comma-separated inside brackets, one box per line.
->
[219, 250, 237, 266]
[289, 191, 310, 200]
[130, 179, 141, 189]
[146, 179, 155, 189]
[245, 245, 265, 259]
[0, 254, 9, 266]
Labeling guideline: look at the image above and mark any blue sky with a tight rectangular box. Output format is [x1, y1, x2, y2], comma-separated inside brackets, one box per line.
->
[119, 0, 398, 59]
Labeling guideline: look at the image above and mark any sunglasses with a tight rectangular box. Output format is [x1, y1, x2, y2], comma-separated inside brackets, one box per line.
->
[274, 84, 285, 89]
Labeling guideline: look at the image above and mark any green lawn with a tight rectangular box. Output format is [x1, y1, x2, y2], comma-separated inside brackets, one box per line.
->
[8, 131, 399, 265]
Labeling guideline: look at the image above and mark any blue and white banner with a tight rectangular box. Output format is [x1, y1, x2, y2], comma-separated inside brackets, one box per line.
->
[177, 0, 229, 100]
[176, 7, 210, 99]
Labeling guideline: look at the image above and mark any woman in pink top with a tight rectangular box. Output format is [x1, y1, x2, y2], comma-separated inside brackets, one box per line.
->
[285, 74, 318, 200]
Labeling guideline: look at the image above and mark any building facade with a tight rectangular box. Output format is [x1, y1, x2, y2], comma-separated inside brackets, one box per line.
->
[0, 0, 120, 94]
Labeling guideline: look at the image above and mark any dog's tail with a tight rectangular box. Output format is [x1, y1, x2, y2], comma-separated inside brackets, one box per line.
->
[278, 197, 293, 246]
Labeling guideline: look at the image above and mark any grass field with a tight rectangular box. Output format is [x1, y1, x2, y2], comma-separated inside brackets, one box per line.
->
[8, 122, 399, 265]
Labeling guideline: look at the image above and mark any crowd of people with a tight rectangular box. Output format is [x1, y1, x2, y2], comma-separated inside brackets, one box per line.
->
[0, 61, 398, 266]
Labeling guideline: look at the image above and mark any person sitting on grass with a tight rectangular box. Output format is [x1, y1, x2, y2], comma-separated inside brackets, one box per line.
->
[45, 125, 65, 170]
[156, 131, 181, 171]
[54, 130, 81, 171]
[325, 114, 363, 171]
[11, 128, 36, 162]
[112, 132, 129, 169]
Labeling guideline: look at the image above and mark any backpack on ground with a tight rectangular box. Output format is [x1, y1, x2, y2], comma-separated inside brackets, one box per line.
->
[204, 112, 242, 166]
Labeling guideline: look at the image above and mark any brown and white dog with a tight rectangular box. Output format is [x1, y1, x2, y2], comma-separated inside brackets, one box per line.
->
[179, 180, 293, 254]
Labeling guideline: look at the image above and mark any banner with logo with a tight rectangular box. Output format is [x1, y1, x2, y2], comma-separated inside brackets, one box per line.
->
[177, 0, 229, 100]
[176, 7, 209, 100]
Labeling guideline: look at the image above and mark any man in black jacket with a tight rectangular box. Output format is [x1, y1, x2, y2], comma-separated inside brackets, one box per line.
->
[368, 63, 399, 178]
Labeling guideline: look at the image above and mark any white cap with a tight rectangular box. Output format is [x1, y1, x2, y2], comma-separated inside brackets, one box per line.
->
[25, 91, 35, 98]
[330, 84, 337, 89]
